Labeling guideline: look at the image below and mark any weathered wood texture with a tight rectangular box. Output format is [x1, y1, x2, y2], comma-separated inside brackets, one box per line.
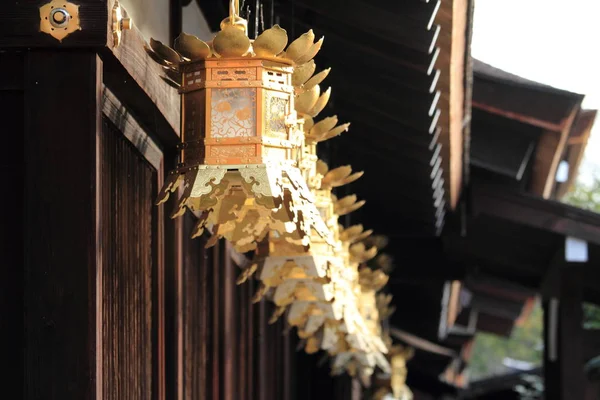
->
[23, 51, 101, 399]
[472, 184, 600, 246]
[0, 52, 25, 400]
[106, 0, 181, 137]
[98, 116, 164, 399]
[555, 110, 598, 199]
[530, 106, 579, 198]
[272, 0, 447, 236]
[435, 0, 468, 209]
[178, 214, 209, 399]
[172, 231, 357, 400]
[0, 0, 108, 48]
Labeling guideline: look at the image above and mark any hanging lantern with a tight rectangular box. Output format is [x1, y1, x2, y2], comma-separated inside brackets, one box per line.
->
[371, 291, 416, 400]
[224, 34, 394, 375]
[147, 0, 335, 251]
[240, 147, 390, 378]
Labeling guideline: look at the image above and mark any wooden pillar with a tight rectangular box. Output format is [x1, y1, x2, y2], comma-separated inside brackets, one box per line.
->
[0, 52, 25, 400]
[543, 266, 585, 400]
[23, 51, 102, 399]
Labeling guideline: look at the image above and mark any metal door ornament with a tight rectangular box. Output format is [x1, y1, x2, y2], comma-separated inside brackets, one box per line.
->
[39, 0, 81, 42]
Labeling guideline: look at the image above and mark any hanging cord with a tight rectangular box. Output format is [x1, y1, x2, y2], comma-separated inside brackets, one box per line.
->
[254, 0, 260, 38]
[260, 2, 265, 32]
[229, 0, 239, 22]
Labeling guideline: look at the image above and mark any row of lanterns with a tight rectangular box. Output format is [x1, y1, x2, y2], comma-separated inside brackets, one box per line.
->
[146, 0, 413, 387]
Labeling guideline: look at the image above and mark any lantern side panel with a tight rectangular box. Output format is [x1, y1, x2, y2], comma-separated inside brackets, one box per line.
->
[209, 88, 257, 139]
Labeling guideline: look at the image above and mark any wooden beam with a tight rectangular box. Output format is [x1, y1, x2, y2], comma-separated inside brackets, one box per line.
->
[472, 71, 584, 132]
[556, 110, 598, 199]
[293, 0, 440, 35]
[291, 0, 440, 53]
[435, 0, 468, 210]
[472, 183, 600, 246]
[472, 101, 564, 132]
[446, 281, 463, 331]
[278, 14, 437, 75]
[531, 105, 580, 198]
[106, 0, 181, 138]
[24, 51, 101, 399]
[102, 88, 163, 170]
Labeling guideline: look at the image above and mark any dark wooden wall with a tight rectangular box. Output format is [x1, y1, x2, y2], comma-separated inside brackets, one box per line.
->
[0, 52, 25, 400]
[99, 118, 161, 399]
[0, 46, 356, 399]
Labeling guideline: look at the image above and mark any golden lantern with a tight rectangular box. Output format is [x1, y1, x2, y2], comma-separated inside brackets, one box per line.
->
[238, 144, 391, 378]
[226, 36, 393, 374]
[144, 0, 395, 378]
[371, 291, 416, 400]
[147, 0, 338, 252]
[371, 345, 415, 400]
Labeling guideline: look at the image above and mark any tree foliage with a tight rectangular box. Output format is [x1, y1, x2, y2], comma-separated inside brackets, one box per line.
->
[468, 301, 544, 381]
[563, 175, 600, 213]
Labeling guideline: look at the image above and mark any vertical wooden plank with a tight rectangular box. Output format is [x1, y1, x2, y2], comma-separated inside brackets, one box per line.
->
[544, 267, 585, 400]
[257, 298, 268, 400]
[0, 52, 25, 400]
[238, 270, 248, 400]
[282, 327, 292, 400]
[165, 189, 182, 400]
[99, 118, 161, 399]
[211, 242, 221, 400]
[24, 51, 101, 399]
[222, 241, 236, 400]
[177, 213, 212, 400]
[247, 277, 255, 399]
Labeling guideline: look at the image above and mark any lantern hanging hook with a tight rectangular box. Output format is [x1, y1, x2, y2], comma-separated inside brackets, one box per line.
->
[221, 0, 248, 33]
[230, 0, 239, 22]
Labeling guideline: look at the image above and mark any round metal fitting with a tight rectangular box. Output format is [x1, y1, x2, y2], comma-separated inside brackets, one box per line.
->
[49, 8, 70, 28]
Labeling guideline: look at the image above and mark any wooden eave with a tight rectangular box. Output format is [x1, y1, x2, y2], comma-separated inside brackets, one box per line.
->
[472, 183, 600, 246]
[435, 0, 471, 210]
[390, 327, 463, 386]
[460, 183, 600, 304]
[555, 109, 598, 199]
[472, 60, 585, 198]
[275, 0, 448, 236]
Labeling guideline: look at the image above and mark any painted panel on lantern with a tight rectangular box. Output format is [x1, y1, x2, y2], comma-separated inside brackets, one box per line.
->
[267, 95, 288, 135]
[120, 0, 170, 43]
[210, 88, 257, 138]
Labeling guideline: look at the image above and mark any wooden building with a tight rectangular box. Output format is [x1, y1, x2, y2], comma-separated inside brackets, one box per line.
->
[1, 1, 599, 399]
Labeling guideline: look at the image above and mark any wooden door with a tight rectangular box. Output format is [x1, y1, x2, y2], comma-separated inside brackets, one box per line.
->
[0, 1, 175, 397]
[0, 51, 170, 400]
[99, 90, 166, 400]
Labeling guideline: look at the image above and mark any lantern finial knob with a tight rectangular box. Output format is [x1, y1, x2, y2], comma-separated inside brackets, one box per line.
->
[220, 0, 248, 33]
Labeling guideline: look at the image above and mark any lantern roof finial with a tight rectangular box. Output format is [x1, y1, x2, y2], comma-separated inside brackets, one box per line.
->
[220, 0, 248, 34]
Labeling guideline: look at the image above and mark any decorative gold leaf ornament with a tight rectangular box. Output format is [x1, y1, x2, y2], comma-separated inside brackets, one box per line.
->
[253, 25, 289, 57]
[147, 0, 334, 252]
[174, 32, 211, 61]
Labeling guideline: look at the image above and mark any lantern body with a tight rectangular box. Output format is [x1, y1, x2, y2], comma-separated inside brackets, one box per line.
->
[180, 58, 299, 166]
